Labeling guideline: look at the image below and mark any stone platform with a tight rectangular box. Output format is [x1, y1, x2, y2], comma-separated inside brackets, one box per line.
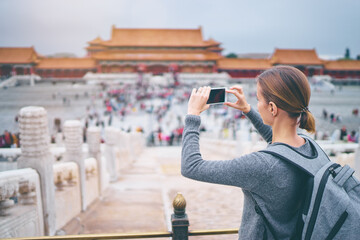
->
[62, 146, 243, 240]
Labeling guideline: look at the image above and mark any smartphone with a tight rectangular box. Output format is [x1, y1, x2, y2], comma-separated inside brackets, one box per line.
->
[207, 87, 226, 105]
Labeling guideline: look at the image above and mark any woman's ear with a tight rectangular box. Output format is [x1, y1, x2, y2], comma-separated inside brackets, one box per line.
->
[269, 101, 278, 116]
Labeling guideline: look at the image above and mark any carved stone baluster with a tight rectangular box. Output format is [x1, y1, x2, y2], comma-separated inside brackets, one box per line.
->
[63, 120, 86, 211]
[0, 199, 15, 216]
[0, 182, 18, 216]
[105, 127, 119, 182]
[87, 127, 103, 193]
[17, 106, 56, 236]
[354, 126, 360, 179]
[65, 169, 76, 187]
[18, 180, 36, 205]
[54, 173, 65, 191]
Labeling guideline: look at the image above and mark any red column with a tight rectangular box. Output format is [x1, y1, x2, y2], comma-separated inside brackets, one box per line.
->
[97, 64, 102, 73]
[304, 67, 309, 76]
[212, 64, 217, 73]
[12, 66, 16, 76]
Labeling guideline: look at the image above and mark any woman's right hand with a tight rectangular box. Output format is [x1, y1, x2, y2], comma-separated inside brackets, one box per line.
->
[224, 85, 251, 113]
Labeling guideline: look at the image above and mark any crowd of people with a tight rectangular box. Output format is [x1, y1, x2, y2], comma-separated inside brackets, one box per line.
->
[0, 130, 19, 148]
[318, 108, 359, 142]
[1, 79, 359, 148]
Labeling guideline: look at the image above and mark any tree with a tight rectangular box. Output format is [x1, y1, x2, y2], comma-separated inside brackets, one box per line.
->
[225, 53, 238, 58]
[344, 48, 351, 59]
[357, 55, 360, 60]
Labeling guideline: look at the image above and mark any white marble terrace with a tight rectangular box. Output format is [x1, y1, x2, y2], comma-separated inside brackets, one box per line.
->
[0, 106, 145, 238]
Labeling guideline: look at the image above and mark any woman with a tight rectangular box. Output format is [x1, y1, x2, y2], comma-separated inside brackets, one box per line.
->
[181, 66, 316, 239]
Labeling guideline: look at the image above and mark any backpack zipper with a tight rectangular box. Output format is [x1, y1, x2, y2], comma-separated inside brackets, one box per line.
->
[304, 163, 339, 240]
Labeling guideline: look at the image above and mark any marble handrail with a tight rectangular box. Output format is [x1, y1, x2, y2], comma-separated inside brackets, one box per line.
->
[0, 168, 44, 237]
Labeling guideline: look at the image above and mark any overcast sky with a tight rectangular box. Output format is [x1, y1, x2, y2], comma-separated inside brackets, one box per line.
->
[0, 0, 359, 59]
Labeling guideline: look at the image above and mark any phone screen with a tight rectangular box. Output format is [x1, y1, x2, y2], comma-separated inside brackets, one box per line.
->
[207, 88, 226, 104]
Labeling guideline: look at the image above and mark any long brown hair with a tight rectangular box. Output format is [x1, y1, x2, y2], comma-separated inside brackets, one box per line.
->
[257, 65, 316, 133]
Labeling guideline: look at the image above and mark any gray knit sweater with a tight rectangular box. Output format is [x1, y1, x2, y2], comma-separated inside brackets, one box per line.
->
[181, 108, 313, 240]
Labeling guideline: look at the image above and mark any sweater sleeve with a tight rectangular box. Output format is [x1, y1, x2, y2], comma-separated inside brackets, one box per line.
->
[245, 107, 273, 143]
[181, 114, 273, 191]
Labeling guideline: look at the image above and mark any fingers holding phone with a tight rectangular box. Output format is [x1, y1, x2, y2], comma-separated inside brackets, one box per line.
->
[187, 86, 211, 116]
[206, 87, 226, 104]
[224, 85, 251, 113]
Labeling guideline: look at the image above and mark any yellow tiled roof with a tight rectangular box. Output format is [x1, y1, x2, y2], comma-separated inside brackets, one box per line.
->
[86, 45, 106, 50]
[217, 58, 271, 70]
[92, 50, 221, 61]
[0, 47, 38, 64]
[324, 60, 360, 70]
[204, 38, 221, 46]
[88, 36, 104, 45]
[101, 27, 219, 47]
[36, 58, 96, 69]
[271, 49, 322, 65]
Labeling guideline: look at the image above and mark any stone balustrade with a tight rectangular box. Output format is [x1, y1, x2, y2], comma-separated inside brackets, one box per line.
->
[105, 127, 120, 182]
[0, 168, 44, 238]
[87, 126, 108, 193]
[116, 130, 132, 168]
[53, 162, 81, 230]
[0, 106, 147, 238]
[63, 120, 86, 211]
[63, 120, 83, 161]
[17, 106, 56, 236]
[84, 158, 99, 209]
[0, 148, 21, 172]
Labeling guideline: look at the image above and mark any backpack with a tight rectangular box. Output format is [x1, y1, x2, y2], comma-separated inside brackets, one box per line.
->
[258, 135, 360, 240]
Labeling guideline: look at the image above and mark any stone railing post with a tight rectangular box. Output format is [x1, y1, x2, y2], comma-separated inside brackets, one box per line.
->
[86, 126, 104, 193]
[0, 181, 17, 216]
[0, 168, 45, 237]
[105, 127, 119, 182]
[171, 193, 189, 240]
[17, 106, 56, 236]
[353, 126, 360, 179]
[63, 120, 86, 211]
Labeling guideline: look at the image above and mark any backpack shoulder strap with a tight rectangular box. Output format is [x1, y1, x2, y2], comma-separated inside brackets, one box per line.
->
[259, 135, 330, 176]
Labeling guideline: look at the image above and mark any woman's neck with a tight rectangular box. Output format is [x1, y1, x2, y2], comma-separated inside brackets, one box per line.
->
[271, 115, 305, 147]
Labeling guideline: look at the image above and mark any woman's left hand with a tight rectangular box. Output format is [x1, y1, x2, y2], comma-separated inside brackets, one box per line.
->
[187, 86, 211, 115]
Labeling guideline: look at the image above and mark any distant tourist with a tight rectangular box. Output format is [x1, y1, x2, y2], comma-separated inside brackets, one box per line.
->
[340, 126, 348, 141]
[347, 130, 357, 143]
[0, 130, 19, 148]
[322, 108, 328, 119]
[353, 108, 359, 117]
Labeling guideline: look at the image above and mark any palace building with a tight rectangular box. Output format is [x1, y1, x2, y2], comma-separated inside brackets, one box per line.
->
[0, 26, 360, 81]
[86, 26, 222, 74]
[217, 58, 271, 78]
[0, 47, 39, 76]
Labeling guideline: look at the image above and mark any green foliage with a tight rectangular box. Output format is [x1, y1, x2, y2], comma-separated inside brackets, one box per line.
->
[344, 48, 351, 59]
[225, 53, 238, 58]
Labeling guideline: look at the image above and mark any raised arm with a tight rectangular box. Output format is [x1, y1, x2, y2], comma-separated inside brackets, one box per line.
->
[224, 85, 272, 143]
[181, 114, 272, 190]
